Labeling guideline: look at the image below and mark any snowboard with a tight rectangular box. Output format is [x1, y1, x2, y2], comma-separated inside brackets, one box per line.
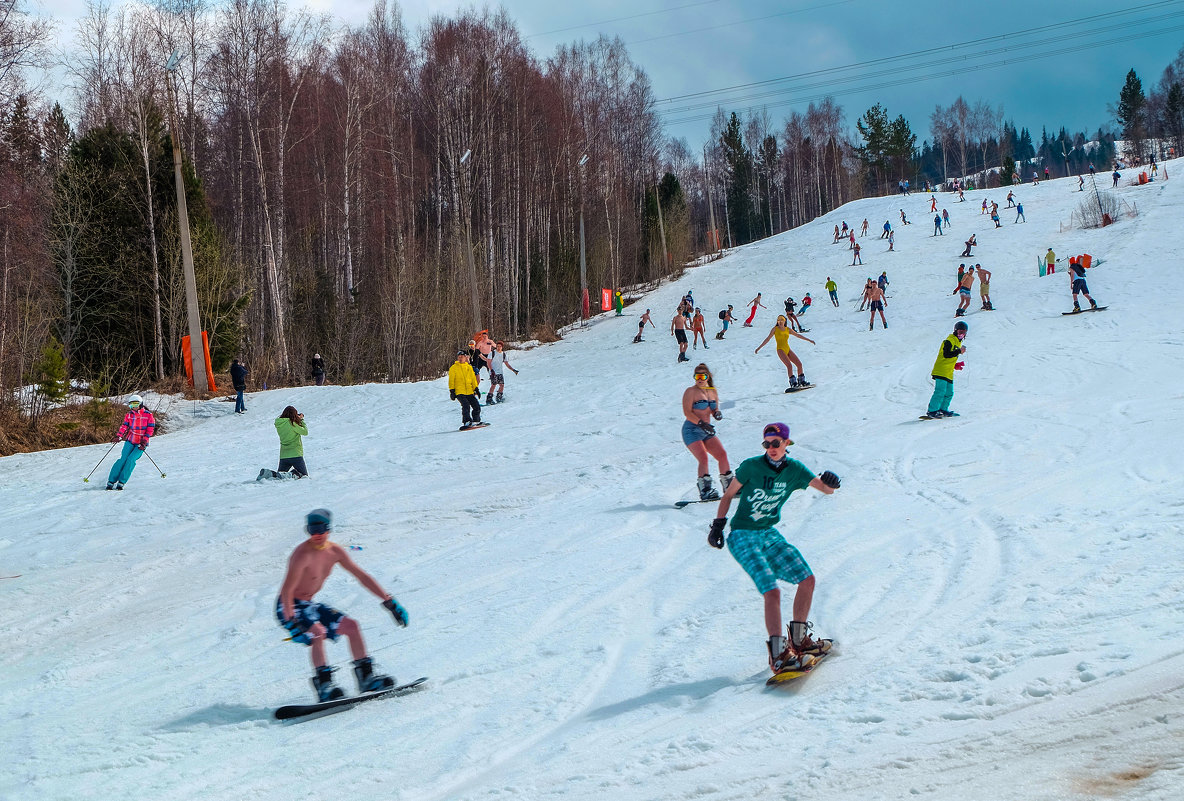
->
[257, 468, 301, 481]
[917, 411, 959, 420]
[766, 650, 831, 686]
[674, 497, 719, 509]
[1062, 306, 1108, 315]
[458, 422, 491, 431]
[275, 677, 428, 721]
[784, 383, 815, 394]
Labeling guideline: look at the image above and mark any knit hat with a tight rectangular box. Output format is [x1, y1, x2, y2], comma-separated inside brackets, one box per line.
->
[306, 509, 332, 535]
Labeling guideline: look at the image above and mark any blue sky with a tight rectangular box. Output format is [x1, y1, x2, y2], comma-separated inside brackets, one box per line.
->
[46, 0, 1184, 146]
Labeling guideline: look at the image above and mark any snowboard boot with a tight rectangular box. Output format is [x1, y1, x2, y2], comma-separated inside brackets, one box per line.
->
[788, 375, 799, 389]
[797, 374, 808, 387]
[788, 620, 832, 658]
[697, 474, 721, 502]
[1090, 299, 1098, 309]
[496, 393, 504, 403]
[353, 656, 395, 693]
[486, 392, 495, 405]
[869, 320, 873, 331]
[678, 353, 689, 363]
[1073, 302, 1081, 312]
[115, 483, 124, 491]
[955, 308, 965, 317]
[719, 470, 735, 493]
[256, 469, 268, 482]
[311, 665, 345, 702]
[106, 482, 115, 490]
[768, 634, 807, 672]
[633, 335, 641, 343]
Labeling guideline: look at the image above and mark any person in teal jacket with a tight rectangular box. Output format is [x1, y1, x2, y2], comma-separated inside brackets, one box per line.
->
[275, 405, 309, 476]
[926, 321, 967, 418]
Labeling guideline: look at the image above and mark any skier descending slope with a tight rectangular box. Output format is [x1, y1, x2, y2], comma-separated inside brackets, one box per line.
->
[707, 423, 841, 675]
[681, 363, 732, 501]
[754, 315, 815, 391]
[106, 395, 155, 490]
[924, 321, 968, 419]
[277, 509, 409, 701]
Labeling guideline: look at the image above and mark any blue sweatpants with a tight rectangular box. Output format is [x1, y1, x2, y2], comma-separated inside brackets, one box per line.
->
[928, 378, 954, 414]
[108, 441, 144, 485]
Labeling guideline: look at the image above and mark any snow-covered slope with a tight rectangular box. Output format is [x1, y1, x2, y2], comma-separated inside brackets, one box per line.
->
[4, 171, 1184, 801]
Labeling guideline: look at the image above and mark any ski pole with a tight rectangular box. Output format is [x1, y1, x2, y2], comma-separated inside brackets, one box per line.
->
[142, 450, 167, 478]
[83, 440, 120, 483]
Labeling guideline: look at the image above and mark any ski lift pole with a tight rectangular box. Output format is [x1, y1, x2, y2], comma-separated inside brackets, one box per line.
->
[83, 441, 120, 483]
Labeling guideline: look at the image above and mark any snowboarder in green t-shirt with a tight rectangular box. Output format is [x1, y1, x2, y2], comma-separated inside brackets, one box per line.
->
[707, 422, 841, 675]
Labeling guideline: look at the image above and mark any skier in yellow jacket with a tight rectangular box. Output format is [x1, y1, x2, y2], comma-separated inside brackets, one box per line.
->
[448, 351, 485, 430]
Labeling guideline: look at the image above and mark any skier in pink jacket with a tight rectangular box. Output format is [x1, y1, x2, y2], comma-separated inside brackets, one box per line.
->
[107, 395, 155, 490]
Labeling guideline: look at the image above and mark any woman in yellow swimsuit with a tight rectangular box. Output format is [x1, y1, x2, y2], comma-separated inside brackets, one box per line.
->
[755, 315, 815, 390]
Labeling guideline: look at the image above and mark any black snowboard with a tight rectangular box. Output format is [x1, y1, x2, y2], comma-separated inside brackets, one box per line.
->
[275, 677, 428, 721]
[458, 422, 491, 431]
[784, 383, 815, 394]
[1062, 306, 1108, 315]
[674, 497, 719, 509]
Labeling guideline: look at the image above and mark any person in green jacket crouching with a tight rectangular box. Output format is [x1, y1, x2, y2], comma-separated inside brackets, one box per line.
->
[926, 321, 967, 419]
[274, 405, 310, 476]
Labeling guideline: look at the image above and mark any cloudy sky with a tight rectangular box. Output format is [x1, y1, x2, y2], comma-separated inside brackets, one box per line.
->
[41, 0, 1184, 146]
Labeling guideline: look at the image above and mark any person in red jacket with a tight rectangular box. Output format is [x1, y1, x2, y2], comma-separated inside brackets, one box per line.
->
[107, 395, 156, 490]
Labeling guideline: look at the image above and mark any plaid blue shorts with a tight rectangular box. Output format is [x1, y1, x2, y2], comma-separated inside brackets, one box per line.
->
[276, 596, 345, 645]
[726, 528, 812, 595]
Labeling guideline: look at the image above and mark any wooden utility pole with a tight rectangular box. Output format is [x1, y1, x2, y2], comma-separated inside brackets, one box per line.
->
[165, 51, 208, 396]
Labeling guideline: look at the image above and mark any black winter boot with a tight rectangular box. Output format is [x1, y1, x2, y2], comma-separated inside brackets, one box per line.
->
[353, 656, 395, 693]
[312, 666, 345, 702]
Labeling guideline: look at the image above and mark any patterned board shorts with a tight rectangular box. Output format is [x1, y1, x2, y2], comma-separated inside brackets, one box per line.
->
[275, 596, 345, 645]
[959, 287, 972, 297]
[726, 528, 812, 595]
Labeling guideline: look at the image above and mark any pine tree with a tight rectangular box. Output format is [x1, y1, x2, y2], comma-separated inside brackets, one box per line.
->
[32, 337, 69, 418]
[1116, 69, 1147, 155]
[855, 103, 890, 192]
[886, 114, 917, 181]
[720, 113, 756, 245]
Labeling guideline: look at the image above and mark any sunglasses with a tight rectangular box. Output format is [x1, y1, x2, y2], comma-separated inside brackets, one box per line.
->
[307, 525, 329, 535]
[694, 373, 708, 380]
[762, 438, 785, 449]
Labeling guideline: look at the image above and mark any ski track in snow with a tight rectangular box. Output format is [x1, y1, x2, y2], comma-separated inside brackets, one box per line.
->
[5, 169, 1184, 801]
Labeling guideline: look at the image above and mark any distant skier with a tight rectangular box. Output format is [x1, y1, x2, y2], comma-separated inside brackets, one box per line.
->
[866, 280, 887, 331]
[755, 315, 814, 391]
[860, 218, 869, 237]
[977, 265, 993, 310]
[743, 293, 766, 327]
[1006, 191, 1015, 208]
[933, 213, 943, 236]
[230, 359, 248, 414]
[277, 508, 408, 702]
[707, 422, 840, 674]
[1112, 170, 1121, 187]
[1068, 257, 1100, 312]
[783, 296, 801, 332]
[799, 293, 812, 319]
[942, 208, 950, 228]
[1078, 175, 1085, 192]
[448, 351, 483, 430]
[929, 195, 937, 212]
[1045, 248, 1057, 275]
[887, 229, 895, 251]
[682, 363, 731, 502]
[954, 266, 975, 317]
[716, 305, 735, 339]
[852, 242, 862, 265]
[826, 277, 839, 307]
[486, 341, 518, 404]
[1044, 166, 1050, 181]
[877, 270, 889, 303]
[960, 234, 976, 258]
[634, 308, 655, 343]
[1014, 202, 1025, 223]
[672, 308, 691, 362]
[690, 308, 708, 350]
[899, 209, 909, 225]
[614, 290, 624, 316]
[881, 220, 891, 239]
[106, 395, 155, 490]
[925, 321, 968, 418]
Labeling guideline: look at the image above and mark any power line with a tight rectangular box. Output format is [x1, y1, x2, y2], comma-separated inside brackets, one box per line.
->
[659, 11, 1184, 118]
[655, 0, 1184, 107]
[659, 15, 1184, 127]
[626, 0, 857, 46]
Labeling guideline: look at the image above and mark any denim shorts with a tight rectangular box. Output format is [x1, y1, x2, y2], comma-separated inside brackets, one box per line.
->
[726, 528, 812, 595]
[276, 596, 345, 645]
[682, 419, 715, 446]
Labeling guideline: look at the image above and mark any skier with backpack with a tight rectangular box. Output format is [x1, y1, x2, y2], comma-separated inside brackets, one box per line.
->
[716, 305, 735, 339]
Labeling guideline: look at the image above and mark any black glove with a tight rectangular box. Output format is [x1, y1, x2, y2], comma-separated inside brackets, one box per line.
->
[138, 442, 147, 451]
[697, 421, 716, 436]
[383, 598, 409, 627]
[449, 389, 456, 401]
[708, 518, 726, 549]
[819, 470, 841, 489]
[712, 410, 723, 421]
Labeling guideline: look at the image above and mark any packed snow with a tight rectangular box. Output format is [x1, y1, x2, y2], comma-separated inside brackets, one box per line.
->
[3, 169, 1183, 801]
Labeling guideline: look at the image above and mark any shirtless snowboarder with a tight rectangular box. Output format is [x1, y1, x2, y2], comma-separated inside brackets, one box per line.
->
[278, 509, 409, 701]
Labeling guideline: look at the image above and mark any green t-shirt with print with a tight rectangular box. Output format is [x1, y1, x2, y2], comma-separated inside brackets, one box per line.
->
[728, 455, 815, 531]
